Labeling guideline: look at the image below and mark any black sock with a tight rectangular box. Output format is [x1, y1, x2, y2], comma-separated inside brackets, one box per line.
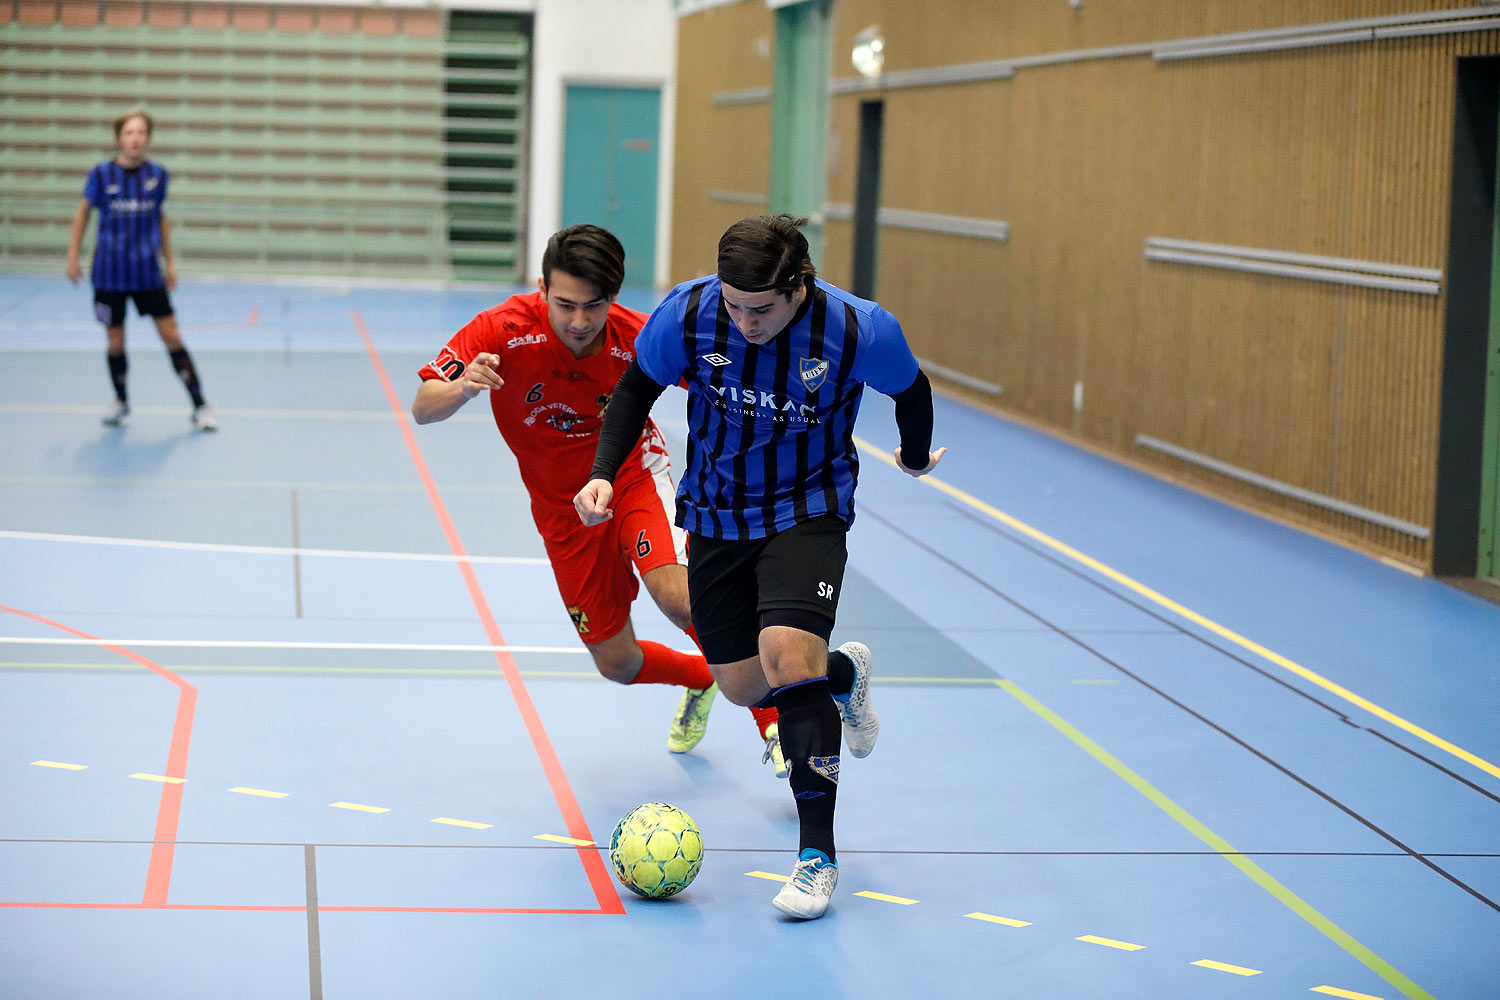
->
[773, 678, 842, 861]
[168, 347, 205, 407]
[827, 648, 854, 698]
[107, 352, 128, 403]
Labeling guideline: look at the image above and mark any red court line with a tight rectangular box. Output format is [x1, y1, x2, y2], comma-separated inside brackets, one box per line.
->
[350, 309, 624, 915]
[0, 606, 196, 907]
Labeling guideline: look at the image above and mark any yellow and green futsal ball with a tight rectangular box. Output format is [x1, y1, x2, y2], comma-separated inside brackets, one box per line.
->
[608, 802, 704, 899]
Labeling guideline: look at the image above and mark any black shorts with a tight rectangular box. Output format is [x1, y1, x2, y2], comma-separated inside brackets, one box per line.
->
[94, 288, 173, 327]
[686, 514, 849, 664]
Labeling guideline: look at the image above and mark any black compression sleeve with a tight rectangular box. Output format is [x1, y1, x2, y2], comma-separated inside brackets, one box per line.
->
[891, 369, 934, 470]
[590, 358, 669, 482]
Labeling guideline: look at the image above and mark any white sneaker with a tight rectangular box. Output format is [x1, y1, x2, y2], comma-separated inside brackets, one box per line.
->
[192, 405, 218, 432]
[832, 641, 878, 758]
[761, 722, 789, 779]
[771, 848, 838, 919]
[102, 400, 129, 426]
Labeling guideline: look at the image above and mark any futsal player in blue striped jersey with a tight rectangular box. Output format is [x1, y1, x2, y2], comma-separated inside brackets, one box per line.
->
[576, 214, 945, 918]
[67, 110, 216, 431]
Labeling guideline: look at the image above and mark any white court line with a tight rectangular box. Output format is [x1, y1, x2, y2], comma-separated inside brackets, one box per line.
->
[0, 402, 488, 423]
[0, 637, 593, 653]
[0, 528, 548, 565]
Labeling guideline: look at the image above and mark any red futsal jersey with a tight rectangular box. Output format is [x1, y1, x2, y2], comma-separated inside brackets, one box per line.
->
[418, 292, 666, 514]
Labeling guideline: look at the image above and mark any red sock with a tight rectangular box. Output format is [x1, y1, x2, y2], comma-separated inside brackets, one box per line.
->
[632, 640, 714, 689]
[749, 704, 778, 737]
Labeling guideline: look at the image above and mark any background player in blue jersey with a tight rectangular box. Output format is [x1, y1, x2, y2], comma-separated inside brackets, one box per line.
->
[66, 110, 215, 432]
[576, 214, 945, 919]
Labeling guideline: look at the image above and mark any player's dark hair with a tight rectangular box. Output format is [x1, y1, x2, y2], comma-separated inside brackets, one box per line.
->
[114, 109, 153, 138]
[541, 225, 626, 301]
[717, 214, 818, 300]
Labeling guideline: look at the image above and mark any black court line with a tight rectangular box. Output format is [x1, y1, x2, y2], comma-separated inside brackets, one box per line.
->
[944, 499, 1500, 809]
[305, 845, 322, 1000]
[864, 506, 1500, 914]
[4, 837, 1496, 859]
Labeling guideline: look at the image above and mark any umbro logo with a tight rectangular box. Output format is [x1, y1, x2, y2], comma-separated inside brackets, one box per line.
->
[701, 353, 732, 367]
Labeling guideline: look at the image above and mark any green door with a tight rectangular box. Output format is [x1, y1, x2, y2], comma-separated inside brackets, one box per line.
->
[561, 85, 661, 289]
[768, 0, 830, 266]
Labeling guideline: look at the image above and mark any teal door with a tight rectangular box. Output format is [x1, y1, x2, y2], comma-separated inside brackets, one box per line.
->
[561, 85, 661, 289]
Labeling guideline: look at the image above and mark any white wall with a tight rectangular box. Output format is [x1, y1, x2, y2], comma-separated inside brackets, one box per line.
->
[527, 0, 678, 287]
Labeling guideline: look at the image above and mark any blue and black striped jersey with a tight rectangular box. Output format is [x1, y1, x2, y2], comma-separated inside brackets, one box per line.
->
[83, 160, 169, 291]
[634, 276, 920, 540]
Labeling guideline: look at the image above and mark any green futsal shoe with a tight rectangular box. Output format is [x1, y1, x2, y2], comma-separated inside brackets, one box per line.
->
[667, 682, 718, 753]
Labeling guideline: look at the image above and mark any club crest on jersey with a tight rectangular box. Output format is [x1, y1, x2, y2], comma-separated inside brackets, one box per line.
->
[799, 357, 830, 391]
[547, 412, 580, 433]
[701, 353, 732, 367]
[807, 755, 840, 783]
[567, 605, 590, 634]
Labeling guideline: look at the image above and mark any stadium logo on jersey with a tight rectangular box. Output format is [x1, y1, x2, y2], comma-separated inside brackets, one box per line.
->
[807, 755, 840, 783]
[507, 332, 547, 349]
[799, 358, 830, 391]
[429, 347, 465, 381]
[701, 353, 732, 367]
[546, 412, 580, 433]
[567, 605, 590, 634]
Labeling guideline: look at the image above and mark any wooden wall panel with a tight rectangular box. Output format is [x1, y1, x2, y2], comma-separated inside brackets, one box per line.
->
[677, 1, 1500, 568]
[670, 2, 776, 286]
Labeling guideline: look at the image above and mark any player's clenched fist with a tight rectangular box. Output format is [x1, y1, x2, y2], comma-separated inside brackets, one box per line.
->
[573, 478, 615, 525]
[460, 352, 503, 397]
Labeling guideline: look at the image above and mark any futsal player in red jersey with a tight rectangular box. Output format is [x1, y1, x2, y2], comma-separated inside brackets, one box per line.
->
[413, 225, 783, 770]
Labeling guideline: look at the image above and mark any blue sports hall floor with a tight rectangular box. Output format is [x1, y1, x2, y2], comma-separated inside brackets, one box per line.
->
[0, 273, 1496, 999]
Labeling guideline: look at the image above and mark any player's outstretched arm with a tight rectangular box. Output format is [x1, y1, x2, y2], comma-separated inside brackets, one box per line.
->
[891, 369, 941, 477]
[573, 479, 615, 525]
[411, 352, 502, 424]
[577, 358, 669, 525]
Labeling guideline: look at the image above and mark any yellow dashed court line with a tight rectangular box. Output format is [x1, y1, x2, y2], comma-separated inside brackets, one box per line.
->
[745, 871, 790, 883]
[534, 834, 595, 846]
[129, 773, 185, 784]
[1312, 987, 1385, 1000]
[31, 760, 86, 770]
[854, 890, 919, 905]
[229, 786, 287, 798]
[855, 433, 1500, 785]
[1076, 935, 1145, 951]
[965, 912, 1032, 927]
[329, 801, 388, 814]
[1192, 959, 1262, 976]
[431, 817, 492, 830]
